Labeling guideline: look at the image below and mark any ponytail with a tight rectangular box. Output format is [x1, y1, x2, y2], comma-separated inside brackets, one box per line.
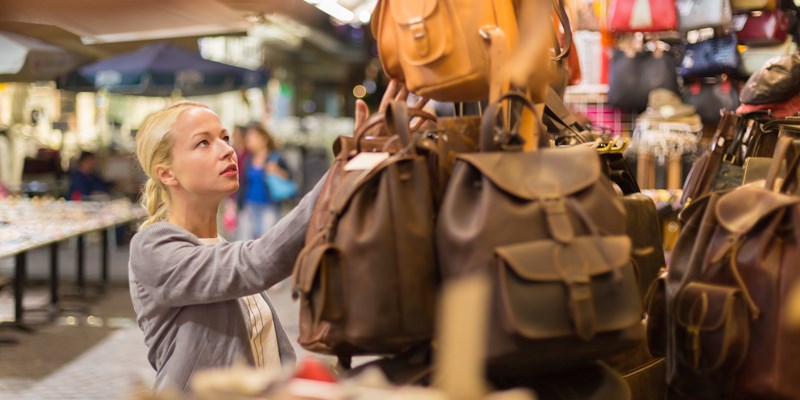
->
[139, 178, 170, 229]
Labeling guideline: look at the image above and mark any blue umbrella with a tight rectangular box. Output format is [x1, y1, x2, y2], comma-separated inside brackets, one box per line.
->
[60, 43, 268, 96]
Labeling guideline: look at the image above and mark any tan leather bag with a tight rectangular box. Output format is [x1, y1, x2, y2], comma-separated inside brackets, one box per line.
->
[436, 92, 643, 377]
[293, 102, 438, 362]
[666, 136, 800, 398]
[371, 0, 518, 101]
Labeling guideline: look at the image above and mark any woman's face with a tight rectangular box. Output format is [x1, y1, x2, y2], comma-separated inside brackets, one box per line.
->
[160, 107, 239, 199]
[244, 129, 268, 153]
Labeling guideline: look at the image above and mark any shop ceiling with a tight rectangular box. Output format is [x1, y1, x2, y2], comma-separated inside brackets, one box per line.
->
[0, 0, 372, 71]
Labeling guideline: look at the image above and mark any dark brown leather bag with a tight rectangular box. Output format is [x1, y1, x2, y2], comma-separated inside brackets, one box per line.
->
[666, 136, 800, 398]
[293, 102, 438, 361]
[681, 112, 739, 206]
[436, 92, 643, 377]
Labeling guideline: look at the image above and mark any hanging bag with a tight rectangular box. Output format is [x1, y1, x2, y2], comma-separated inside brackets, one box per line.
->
[676, 0, 733, 32]
[609, 0, 678, 32]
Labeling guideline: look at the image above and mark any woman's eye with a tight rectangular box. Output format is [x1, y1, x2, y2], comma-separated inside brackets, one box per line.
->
[197, 140, 209, 148]
[223, 135, 231, 143]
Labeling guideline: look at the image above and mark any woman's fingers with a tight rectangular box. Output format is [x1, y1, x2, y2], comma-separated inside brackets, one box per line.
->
[354, 99, 369, 134]
[378, 80, 399, 113]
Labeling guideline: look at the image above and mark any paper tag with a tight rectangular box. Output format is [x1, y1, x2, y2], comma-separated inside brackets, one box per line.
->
[344, 152, 390, 171]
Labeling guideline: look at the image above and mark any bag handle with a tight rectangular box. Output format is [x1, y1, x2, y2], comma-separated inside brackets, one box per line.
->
[480, 91, 541, 152]
[767, 132, 800, 193]
[384, 101, 416, 153]
[543, 86, 592, 143]
[353, 107, 437, 153]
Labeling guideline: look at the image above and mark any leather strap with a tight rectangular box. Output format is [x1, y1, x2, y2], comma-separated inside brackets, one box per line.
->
[481, 26, 508, 105]
[766, 134, 793, 191]
[385, 101, 417, 153]
[479, 91, 539, 152]
[354, 108, 436, 153]
[544, 86, 591, 143]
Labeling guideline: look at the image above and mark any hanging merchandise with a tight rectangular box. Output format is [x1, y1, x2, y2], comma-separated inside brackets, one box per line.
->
[574, 30, 604, 85]
[733, 9, 790, 45]
[741, 35, 798, 75]
[680, 112, 739, 205]
[731, 0, 777, 11]
[676, 0, 733, 32]
[664, 136, 800, 399]
[607, 48, 681, 113]
[436, 92, 643, 377]
[679, 33, 741, 78]
[292, 102, 439, 364]
[739, 53, 800, 104]
[738, 92, 800, 116]
[681, 78, 740, 124]
[608, 0, 678, 32]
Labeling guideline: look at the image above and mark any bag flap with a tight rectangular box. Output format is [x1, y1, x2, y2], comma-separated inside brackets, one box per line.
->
[496, 236, 632, 282]
[457, 145, 602, 200]
[293, 244, 338, 294]
[715, 186, 800, 235]
[676, 283, 742, 331]
[389, 0, 438, 24]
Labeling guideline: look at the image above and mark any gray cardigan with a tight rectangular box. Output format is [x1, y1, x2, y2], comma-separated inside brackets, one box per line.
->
[128, 177, 323, 392]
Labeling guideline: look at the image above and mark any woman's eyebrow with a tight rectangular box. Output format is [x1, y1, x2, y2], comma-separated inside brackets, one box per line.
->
[191, 131, 211, 140]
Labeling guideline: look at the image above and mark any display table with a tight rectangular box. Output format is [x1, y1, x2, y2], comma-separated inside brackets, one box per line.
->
[0, 198, 146, 329]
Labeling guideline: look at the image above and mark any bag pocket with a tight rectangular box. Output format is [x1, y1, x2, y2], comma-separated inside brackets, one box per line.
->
[292, 244, 345, 352]
[495, 236, 642, 342]
[675, 282, 750, 372]
[389, 0, 453, 67]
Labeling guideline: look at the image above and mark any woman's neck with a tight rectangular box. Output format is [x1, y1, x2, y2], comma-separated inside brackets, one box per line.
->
[167, 195, 220, 239]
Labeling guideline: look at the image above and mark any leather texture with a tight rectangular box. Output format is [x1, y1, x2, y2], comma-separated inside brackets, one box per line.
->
[740, 54, 800, 105]
[622, 194, 666, 300]
[734, 9, 790, 46]
[681, 80, 740, 124]
[677, 0, 733, 31]
[436, 94, 643, 376]
[666, 137, 800, 398]
[681, 112, 739, 206]
[732, 0, 777, 11]
[741, 36, 798, 76]
[609, 0, 678, 32]
[371, 0, 518, 101]
[607, 49, 681, 113]
[679, 34, 740, 78]
[292, 102, 438, 358]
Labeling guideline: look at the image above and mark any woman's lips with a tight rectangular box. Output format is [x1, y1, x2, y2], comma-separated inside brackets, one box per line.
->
[220, 164, 238, 176]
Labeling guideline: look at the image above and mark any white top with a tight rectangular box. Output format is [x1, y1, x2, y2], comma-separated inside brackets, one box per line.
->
[198, 237, 282, 369]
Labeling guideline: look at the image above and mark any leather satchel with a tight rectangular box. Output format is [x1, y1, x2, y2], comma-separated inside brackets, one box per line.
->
[607, 49, 681, 113]
[677, 0, 733, 32]
[666, 137, 800, 399]
[292, 102, 438, 361]
[680, 112, 739, 206]
[436, 92, 643, 377]
[679, 34, 740, 78]
[734, 9, 790, 46]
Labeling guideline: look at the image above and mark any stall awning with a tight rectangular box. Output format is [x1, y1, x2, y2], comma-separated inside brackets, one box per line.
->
[0, 31, 86, 82]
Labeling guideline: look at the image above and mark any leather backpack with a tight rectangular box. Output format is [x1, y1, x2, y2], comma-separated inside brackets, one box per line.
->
[666, 136, 800, 398]
[435, 92, 643, 377]
[292, 102, 438, 364]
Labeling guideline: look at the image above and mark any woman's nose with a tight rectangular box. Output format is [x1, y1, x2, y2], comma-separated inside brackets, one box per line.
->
[219, 140, 235, 160]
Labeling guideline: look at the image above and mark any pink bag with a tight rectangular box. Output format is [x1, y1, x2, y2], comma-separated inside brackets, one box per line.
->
[734, 10, 790, 46]
[609, 0, 678, 32]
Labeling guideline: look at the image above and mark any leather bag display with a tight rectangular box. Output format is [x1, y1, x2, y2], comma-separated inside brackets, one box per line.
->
[676, 0, 733, 32]
[679, 34, 740, 78]
[680, 112, 739, 206]
[607, 49, 681, 113]
[609, 0, 678, 32]
[666, 137, 800, 399]
[436, 92, 643, 377]
[740, 54, 800, 105]
[733, 9, 790, 46]
[681, 79, 740, 124]
[741, 35, 798, 76]
[292, 102, 438, 360]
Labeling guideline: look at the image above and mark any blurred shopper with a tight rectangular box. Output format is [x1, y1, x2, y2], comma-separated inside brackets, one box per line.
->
[236, 123, 291, 240]
[68, 151, 110, 200]
[127, 82, 399, 392]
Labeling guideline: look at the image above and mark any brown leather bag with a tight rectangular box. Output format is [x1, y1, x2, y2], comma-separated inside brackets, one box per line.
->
[666, 136, 800, 398]
[681, 112, 739, 206]
[436, 92, 643, 377]
[292, 102, 438, 361]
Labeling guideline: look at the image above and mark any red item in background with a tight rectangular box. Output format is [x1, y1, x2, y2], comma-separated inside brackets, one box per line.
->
[734, 9, 789, 46]
[608, 0, 678, 32]
[737, 93, 800, 117]
[292, 359, 337, 383]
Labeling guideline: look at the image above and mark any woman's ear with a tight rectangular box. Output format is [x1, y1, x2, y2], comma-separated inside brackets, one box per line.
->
[155, 164, 178, 188]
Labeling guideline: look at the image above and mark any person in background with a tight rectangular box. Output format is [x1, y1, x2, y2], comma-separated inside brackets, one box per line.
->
[231, 124, 248, 161]
[68, 151, 110, 200]
[236, 123, 291, 240]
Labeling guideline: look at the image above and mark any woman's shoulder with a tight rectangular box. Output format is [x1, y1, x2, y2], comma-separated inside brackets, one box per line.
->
[130, 222, 200, 259]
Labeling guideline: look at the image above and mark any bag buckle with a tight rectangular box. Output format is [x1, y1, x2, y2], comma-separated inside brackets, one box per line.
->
[541, 195, 574, 243]
[567, 281, 596, 340]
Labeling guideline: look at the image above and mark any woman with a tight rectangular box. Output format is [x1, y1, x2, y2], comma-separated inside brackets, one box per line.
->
[236, 123, 290, 240]
[128, 81, 405, 392]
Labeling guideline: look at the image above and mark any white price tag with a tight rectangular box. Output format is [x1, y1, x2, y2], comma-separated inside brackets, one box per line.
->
[344, 152, 390, 171]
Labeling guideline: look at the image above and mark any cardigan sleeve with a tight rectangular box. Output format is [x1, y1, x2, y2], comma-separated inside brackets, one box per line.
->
[129, 174, 324, 307]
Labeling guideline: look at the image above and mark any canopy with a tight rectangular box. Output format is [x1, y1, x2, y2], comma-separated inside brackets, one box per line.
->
[0, 31, 86, 82]
[60, 43, 268, 96]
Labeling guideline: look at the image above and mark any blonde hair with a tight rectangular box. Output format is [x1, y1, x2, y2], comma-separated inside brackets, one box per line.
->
[135, 101, 209, 230]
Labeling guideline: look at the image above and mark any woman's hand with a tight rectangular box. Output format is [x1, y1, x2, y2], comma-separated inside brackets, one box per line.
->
[353, 80, 431, 135]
